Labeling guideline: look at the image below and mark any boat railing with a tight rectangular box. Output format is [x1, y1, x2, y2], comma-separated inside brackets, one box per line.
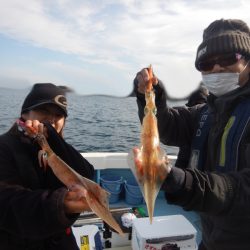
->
[81, 152, 177, 183]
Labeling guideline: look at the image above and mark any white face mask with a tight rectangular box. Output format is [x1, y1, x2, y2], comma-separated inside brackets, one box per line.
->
[202, 73, 240, 97]
[202, 62, 249, 97]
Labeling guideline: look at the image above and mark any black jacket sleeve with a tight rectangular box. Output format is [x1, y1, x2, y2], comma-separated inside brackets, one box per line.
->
[134, 78, 199, 148]
[161, 166, 236, 216]
[0, 183, 76, 239]
[0, 139, 78, 239]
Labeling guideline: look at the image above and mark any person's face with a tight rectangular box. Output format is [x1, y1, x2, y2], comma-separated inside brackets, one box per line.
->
[22, 104, 66, 134]
[199, 54, 250, 87]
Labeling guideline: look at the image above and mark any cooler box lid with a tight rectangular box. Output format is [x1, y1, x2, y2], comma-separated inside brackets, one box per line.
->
[133, 214, 197, 240]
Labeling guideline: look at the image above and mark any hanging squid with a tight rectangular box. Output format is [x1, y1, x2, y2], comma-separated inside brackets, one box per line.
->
[129, 65, 171, 223]
[17, 120, 124, 236]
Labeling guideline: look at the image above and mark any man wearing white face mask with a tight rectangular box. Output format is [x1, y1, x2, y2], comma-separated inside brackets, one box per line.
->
[133, 19, 250, 250]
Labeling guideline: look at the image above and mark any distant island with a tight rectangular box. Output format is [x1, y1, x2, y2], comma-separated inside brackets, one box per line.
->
[0, 85, 74, 93]
[126, 88, 189, 101]
[0, 86, 189, 101]
[58, 85, 74, 93]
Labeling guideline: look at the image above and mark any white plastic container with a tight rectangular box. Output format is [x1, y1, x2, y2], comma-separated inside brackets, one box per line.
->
[131, 215, 197, 250]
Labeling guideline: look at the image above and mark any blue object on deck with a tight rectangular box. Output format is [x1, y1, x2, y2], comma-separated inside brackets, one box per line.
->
[124, 178, 144, 205]
[100, 175, 123, 203]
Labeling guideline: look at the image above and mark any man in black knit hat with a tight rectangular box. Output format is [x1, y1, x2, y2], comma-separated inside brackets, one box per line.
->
[133, 19, 250, 250]
[0, 83, 95, 250]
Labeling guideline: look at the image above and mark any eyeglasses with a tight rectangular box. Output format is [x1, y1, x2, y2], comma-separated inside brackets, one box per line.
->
[197, 53, 243, 71]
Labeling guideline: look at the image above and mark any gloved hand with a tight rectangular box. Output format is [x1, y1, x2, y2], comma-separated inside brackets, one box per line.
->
[133, 67, 168, 108]
[134, 67, 159, 94]
[161, 166, 186, 194]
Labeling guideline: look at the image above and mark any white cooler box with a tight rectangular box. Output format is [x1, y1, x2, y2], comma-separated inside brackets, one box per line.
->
[131, 215, 197, 250]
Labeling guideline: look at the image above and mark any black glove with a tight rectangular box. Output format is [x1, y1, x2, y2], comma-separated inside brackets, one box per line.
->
[161, 166, 186, 193]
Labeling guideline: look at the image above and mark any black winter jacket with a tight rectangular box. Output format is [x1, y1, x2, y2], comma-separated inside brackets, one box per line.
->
[135, 79, 250, 250]
[0, 123, 94, 250]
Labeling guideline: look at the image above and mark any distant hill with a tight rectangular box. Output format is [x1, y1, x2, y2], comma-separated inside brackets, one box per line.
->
[58, 85, 74, 93]
[0, 75, 31, 89]
[0, 85, 75, 94]
[0, 86, 30, 92]
[127, 88, 189, 101]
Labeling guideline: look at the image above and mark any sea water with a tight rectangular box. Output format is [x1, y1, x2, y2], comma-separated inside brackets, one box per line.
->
[0, 88, 183, 154]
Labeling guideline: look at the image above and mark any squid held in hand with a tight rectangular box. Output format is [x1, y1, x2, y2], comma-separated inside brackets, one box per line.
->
[129, 65, 171, 224]
[17, 120, 124, 236]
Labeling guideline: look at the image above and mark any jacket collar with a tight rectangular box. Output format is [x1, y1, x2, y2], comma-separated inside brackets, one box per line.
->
[207, 79, 250, 115]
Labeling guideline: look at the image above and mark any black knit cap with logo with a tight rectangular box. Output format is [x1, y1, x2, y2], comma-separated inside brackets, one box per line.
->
[21, 83, 68, 117]
[195, 19, 250, 70]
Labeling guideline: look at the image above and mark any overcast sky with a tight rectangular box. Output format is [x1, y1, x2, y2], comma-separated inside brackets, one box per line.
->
[0, 0, 250, 98]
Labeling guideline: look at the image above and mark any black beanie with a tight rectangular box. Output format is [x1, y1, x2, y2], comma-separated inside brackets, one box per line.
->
[21, 83, 68, 116]
[195, 19, 250, 70]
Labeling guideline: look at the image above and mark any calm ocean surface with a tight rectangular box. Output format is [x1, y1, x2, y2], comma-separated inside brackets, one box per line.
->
[0, 88, 185, 155]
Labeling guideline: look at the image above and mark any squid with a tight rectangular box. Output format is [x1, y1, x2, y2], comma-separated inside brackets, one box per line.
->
[17, 120, 124, 236]
[129, 65, 170, 223]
